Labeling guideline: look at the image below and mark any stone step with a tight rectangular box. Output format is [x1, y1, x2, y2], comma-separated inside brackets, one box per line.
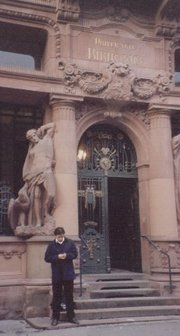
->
[75, 296, 180, 309]
[86, 279, 152, 290]
[78, 315, 180, 327]
[90, 287, 160, 298]
[82, 271, 145, 282]
[74, 305, 180, 320]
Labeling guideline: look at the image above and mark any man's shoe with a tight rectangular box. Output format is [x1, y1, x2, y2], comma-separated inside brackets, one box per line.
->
[68, 317, 79, 324]
[51, 318, 58, 326]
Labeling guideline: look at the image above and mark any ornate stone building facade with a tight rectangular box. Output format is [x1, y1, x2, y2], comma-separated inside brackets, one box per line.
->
[0, 0, 180, 318]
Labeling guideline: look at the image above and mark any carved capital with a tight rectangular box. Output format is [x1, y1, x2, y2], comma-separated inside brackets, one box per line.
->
[56, 0, 80, 22]
[50, 95, 77, 121]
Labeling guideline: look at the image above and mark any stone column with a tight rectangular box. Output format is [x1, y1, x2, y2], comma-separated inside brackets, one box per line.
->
[50, 96, 79, 236]
[148, 107, 178, 239]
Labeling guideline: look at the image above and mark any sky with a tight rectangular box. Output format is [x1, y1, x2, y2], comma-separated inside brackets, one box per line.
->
[0, 51, 35, 69]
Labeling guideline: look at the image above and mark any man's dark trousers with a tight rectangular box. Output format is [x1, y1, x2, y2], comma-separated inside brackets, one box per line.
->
[51, 280, 74, 321]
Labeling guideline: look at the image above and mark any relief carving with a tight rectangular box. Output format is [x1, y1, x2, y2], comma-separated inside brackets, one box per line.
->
[132, 78, 156, 99]
[150, 242, 180, 269]
[60, 61, 172, 102]
[0, 247, 26, 259]
[60, 62, 111, 94]
[132, 74, 172, 100]
[109, 8, 130, 22]
[79, 72, 111, 94]
[133, 109, 150, 129]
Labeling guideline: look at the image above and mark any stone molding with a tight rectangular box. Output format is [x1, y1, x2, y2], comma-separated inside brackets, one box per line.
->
[169, 37, 180, 74]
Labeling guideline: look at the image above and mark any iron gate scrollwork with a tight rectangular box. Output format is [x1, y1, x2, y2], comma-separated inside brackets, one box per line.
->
[78, 125, 138, 274]
[78, 176, 110, 273]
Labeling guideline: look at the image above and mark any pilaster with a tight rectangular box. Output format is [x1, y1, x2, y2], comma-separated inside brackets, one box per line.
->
[148, 107, 178, 239]
[50, 95, 79, 236]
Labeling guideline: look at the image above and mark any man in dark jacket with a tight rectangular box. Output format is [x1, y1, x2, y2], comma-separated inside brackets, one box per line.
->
[44, 227, 78, 326]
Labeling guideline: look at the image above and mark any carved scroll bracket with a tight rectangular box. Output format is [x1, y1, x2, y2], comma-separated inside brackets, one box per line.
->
[56, 0, 80, 22]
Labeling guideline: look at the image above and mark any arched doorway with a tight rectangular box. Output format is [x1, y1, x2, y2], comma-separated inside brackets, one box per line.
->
[78, 124, 142, 274]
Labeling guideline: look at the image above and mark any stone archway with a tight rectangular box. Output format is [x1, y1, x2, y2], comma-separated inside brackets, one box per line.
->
[76, 104, 150, 273]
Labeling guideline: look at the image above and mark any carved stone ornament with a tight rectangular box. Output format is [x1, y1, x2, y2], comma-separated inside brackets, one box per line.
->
[156, 23, 177, 38]
[59, 61, 172, 102]
[0, 247, 26, 259]
[132, 74, 172, 100]
[109, 8, 130, 22]
[60, 62, 112, 94]
[56, 0, 80, 22]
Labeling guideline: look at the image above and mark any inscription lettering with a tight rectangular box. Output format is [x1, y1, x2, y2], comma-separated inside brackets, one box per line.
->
[88, 47, 143, 66]
[94, 37, 135, 50]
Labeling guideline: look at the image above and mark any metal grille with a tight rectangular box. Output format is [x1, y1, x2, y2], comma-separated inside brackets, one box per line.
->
[0, 183, 13, 235]
[77, 124, 137, 177]
[78, 124, 139, 273]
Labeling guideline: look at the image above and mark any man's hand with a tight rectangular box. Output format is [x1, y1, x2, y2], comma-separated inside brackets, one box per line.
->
[58, 253, 67, 260]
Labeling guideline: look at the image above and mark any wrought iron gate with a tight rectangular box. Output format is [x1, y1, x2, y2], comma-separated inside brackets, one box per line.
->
[78, 124, 140, 274]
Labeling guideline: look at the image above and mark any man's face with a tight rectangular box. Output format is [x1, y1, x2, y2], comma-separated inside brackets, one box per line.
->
[56, 234, 64, 243]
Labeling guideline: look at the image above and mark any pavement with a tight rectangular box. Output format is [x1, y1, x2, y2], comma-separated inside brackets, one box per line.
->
[1, 317, 180, 336]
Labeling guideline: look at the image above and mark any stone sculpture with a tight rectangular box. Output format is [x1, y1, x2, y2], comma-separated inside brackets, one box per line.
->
[172, 134, 180, 225]
[8, 122, 56, 237]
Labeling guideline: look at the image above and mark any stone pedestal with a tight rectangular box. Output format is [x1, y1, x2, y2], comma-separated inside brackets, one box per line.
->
[23, 236, 52, 318]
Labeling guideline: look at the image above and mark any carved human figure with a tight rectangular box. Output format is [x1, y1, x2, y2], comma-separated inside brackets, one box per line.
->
[172, 134, 180, 224]
[8, 122, 56, 229]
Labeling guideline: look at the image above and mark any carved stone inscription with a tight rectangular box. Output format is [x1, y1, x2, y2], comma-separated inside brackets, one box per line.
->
[71, 32, 158, 68]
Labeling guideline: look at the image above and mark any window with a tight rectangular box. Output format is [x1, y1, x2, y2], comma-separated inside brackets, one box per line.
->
[0, 51, 35, 70]
[0, 21, 47, 70]
[175, 49, 180, 84]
